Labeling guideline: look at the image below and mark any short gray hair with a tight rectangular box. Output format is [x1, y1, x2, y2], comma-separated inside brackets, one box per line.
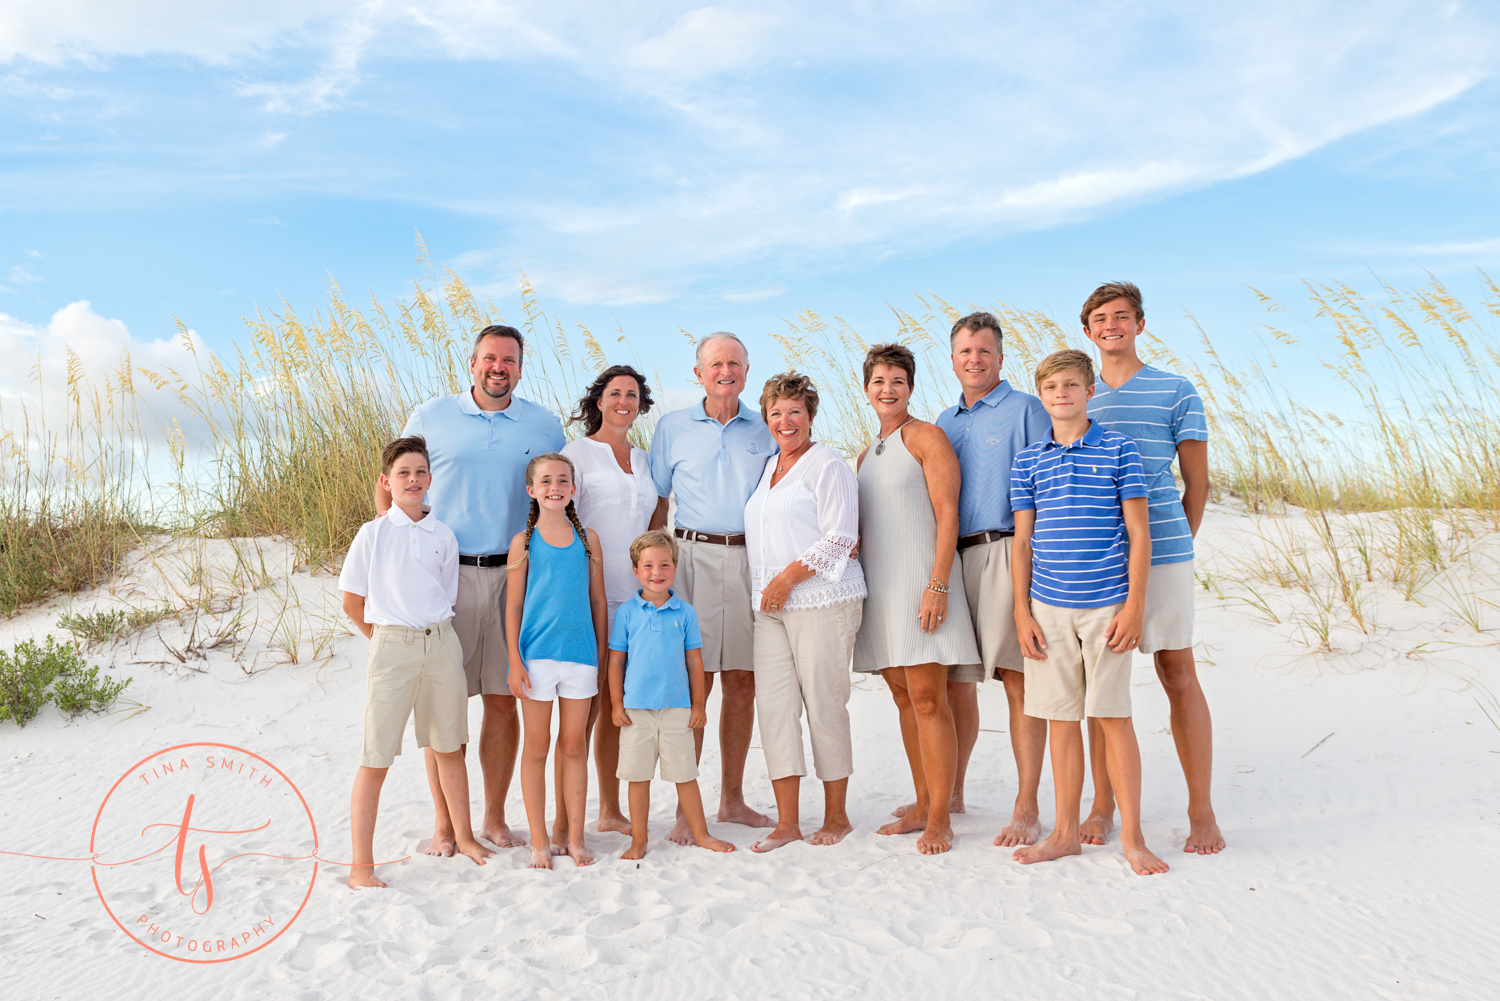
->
[695, 331, 748, 367]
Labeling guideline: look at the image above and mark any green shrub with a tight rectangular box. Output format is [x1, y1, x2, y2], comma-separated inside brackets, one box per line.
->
[0, 635, 130, 726]
[57, 603, 174, 650]
[52, 665, 132, 718]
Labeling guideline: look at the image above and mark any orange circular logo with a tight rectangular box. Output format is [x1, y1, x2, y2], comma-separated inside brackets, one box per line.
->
[90, 742, 319, 962]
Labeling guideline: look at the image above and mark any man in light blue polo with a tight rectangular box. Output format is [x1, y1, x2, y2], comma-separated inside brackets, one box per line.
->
[934, 311, 1051, 849]
[648, 331, 777, 841]
[378, 323, 565, 855]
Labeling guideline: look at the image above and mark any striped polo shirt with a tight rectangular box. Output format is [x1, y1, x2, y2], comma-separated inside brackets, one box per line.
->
[1010, 422, 1148, 609]
[1088, 364, 1207, 565]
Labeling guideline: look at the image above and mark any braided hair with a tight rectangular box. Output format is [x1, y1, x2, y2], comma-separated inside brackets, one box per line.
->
[513, 453, 599, 567]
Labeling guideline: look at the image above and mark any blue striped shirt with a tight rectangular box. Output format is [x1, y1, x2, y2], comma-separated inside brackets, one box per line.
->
[1088, 364, 1207, 565]
[935, 381, 1051, 535]
[1011, 422, 1148, 609]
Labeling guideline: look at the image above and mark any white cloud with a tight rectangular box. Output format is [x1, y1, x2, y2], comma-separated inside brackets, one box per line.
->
[7, 264, 43, 284]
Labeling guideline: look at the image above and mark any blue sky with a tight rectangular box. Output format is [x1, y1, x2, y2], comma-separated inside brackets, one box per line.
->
[3, 1, 1499, 416]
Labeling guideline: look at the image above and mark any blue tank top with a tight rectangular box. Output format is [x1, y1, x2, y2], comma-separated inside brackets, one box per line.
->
[518, 528, 598, 665]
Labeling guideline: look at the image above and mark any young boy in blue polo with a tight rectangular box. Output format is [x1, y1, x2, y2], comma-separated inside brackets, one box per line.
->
[1008, 350, 1168, 877]
[608, 530, 736, 859]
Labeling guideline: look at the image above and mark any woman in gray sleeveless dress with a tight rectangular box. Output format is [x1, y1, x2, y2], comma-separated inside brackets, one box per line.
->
[853, 344, 980, 855]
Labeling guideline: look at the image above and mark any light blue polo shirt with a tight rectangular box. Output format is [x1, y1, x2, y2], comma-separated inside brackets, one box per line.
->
[935, 380, 1051, 535]
[1010, 422, 1148, 609]
[402, 391, 566, 555]
[648, 399, 776, 535]
[608, 590, 703, 710]
[1088, 364, 1208, 565]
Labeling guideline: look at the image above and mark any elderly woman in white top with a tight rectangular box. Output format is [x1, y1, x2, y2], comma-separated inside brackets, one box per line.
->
[562, 364, 664, 836]
[744, 372, 866, 852]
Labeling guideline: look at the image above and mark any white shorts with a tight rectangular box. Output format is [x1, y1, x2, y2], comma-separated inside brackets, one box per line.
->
[1140, 559, 1196, 654]
[523, 659, 599, 701]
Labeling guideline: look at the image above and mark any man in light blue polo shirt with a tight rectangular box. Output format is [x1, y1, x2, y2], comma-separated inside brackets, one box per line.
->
[934, 311, 1051, 849]
[378, 324, 565, 855]
[648, 331, 777, 840]
[1081, 281, 1223, 856]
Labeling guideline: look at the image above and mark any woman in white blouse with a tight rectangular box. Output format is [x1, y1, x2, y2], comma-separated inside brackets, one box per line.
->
[563, 364, 664, 836]
[744, 372, 866, 853]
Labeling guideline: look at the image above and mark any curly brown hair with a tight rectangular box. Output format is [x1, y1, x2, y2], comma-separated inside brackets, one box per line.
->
[862, 343, 916, 387]
[568, 365, 654, 437]
[758, 372, 819, 424]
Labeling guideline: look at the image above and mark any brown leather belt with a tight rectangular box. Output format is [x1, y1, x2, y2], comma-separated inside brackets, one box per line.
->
[957, 530, 1013, 551]
[458, 553, 508, 567]
[674, 528, 747, 547]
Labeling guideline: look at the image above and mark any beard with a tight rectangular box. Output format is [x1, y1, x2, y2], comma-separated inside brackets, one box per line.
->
[476, 374, 512, 400]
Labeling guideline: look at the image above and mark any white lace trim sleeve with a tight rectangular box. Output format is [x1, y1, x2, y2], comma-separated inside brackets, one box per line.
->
[794, 449, 861, 582]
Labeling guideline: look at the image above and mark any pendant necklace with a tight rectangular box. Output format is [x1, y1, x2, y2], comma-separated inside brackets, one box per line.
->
[875, 417, 917, 455]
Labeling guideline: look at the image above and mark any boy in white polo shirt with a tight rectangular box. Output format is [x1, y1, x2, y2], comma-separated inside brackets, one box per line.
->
[341, 436, 492, 888]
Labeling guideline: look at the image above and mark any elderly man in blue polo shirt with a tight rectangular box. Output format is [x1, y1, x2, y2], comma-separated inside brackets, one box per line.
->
[934, 311, 1051, 848]
[648, 331, 777, 841]
[378, 324, 565, 855]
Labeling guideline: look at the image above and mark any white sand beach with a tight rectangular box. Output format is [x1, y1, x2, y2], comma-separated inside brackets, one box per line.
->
[3, 505, 1499, 1000]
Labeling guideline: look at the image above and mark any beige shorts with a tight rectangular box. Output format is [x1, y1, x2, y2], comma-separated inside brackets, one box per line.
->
[961, 536, 1024, 680]
[1140, 559, 1196, 654]
[753, 600, 862, 781]
[361, 618, 469, 768]
[675, 536, 754, 673]
[454, 563, 509, 697]
[616, 707, 698, 783]
[1022, 601, 1133, 722]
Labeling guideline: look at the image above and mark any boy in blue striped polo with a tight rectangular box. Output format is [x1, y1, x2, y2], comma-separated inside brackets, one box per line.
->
[1009, 349, 1168, 876]
[1081, 281, 1223, 856]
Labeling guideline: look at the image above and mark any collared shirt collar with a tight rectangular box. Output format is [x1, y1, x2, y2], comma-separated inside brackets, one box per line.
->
[691, 397, 754, 426]
[954, 379, 1014, 414]
[1042, 419, 1104, 451]
[458, 387, 522, 421]
[385, 503, 437, 531]
[632, 588, 682, 611]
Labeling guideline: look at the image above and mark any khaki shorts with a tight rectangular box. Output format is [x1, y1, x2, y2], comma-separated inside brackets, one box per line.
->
[675, 536, 754, 673]
[616, 707, 698, 783]
[1022, 601, 1133, 722]
[1140, 559, 1196, 654]
[454, 564, 509, 697]
[362, 618, 468, 768]
[960, 537, 1024, 681]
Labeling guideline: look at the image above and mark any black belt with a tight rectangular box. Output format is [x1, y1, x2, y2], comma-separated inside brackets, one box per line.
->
[458, 553, 508, 568]
[957, 530, 1013, 551]
[674, 528, 747, 547]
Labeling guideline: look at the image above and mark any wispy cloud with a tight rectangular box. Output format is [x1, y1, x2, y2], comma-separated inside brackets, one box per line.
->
[7, 265, 43, 284]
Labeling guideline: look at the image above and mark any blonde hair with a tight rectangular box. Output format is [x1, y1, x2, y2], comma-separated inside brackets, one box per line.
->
[629, 530, 679, 566]
[1034, 349, 1095, 388]
[510, 453, 599, 567]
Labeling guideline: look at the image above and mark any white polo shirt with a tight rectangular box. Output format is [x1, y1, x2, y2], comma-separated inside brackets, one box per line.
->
[338, 506, 460, 629]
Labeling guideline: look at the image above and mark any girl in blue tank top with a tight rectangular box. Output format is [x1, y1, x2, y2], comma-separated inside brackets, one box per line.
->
[505, 452, 607, 869]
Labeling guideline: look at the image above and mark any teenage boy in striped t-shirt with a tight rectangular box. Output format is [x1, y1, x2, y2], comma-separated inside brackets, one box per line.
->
[1081, 282, 1224, 856]
[1009, 349, 1169, 876]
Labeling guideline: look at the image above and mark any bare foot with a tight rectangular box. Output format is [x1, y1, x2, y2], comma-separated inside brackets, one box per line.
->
[595, 813, 632, 835]
[891, 792, 965, 818]
[478, 822, 525, 849]
[666, 813, 695, 846]
[527, 846, 553, 870]
[549, 836, 570, 857]
[917, 824, 953, 855]
[454, 838, 493, 866]
[1079, 811, 1114, 846]
[751, 827, 802, 853]
[695, 835, 736, 853]
[1124, 843, 1170, 875]
[994, 812, 1042, 848]
[348, 866, 388, 889]
[877, 809, 928, 836]
[718, 801, 775, 828]
[1012, 831, 1083, 866]
[424, 833, 456, 857]
[567, 842, 596, 867]
[621, 842, 648, 860]
[1184, 818, 1225, 855]
[808, 822, 852, 846]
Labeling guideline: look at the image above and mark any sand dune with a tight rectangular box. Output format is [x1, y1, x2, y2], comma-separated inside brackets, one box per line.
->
[3, 505, 1499, 999]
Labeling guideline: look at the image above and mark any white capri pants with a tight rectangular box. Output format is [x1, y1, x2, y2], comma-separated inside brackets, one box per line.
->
[752, 599, 863, 782]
